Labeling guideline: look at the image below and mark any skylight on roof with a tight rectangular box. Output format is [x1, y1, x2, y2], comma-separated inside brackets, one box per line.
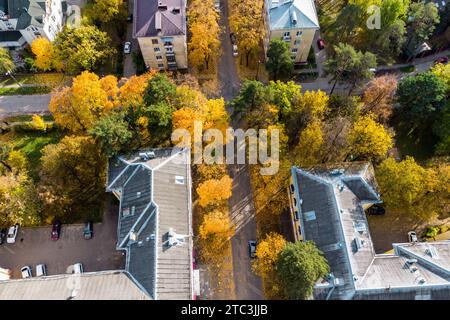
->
[175, 175, 185, 185]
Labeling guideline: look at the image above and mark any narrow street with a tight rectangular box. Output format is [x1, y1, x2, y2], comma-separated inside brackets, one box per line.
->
[0, 94, 51, 118]
[123, 0, 138, 78]
[217, 0, 264, 300]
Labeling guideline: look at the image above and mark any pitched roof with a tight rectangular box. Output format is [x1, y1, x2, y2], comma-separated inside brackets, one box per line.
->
[265, 0, 319, 30]
[133, 0, 186, 38]
[292, 162, 450, 300]
[106, 148, 193, 300]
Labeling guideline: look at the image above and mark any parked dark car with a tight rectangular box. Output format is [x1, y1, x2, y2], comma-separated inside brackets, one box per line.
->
[83, 221, 93, 240]
[248, 240, 257, 258]
[317, 38, 325, 50]
[366, 205, 386, 216]
[0, 228, 6, 245]
[51, 221, 61, 241]
[230, 32, 237, 45]
[435, 56, 449, 65]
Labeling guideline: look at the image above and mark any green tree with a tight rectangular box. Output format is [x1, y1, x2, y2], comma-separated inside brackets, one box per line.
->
[232, 80, 267, 113]
[324, 43, 377, 95]
[0, 143, 12, 172]
[54, 25, 115, 73]
[276, 241, 329, 300]
[266, 39, 294, 81]
[0, 48, 15, 74]
[143, 73, 177, 106]
[88, 0, 125, 23]
[396, 72, 447, 125]
[406, 2, 440, 51]
[39, 136, 106, 220]
[434, 102, 450, 155]
[89, 112, 133, 157]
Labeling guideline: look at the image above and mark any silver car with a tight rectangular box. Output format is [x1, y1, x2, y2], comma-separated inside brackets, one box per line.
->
[123, 42, 131, 54]
[21, 266, 32, 279]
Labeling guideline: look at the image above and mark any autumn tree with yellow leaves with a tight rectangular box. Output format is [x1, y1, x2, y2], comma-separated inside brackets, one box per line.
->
[187, 0, 221, 70]
[252, 232, 287, 299]
[229, 0, 265, 66]
[31, 37, 63, 71]
[197, 175, 233, 208]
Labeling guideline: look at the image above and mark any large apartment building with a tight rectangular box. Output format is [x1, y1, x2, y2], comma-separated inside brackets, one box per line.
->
[133, 0, 187, 71]
[263, 0, 319, 63]
[0, 0, 66, 50]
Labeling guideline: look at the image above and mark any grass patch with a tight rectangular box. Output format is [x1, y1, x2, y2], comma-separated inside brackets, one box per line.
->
[0, 130, 62, 181]
[2, 114, 53, 123]
[0, 86, 51, 96]
[392, 118, 436, 162]
[399, 65, 415, 73]
[0, 73, 69, 87]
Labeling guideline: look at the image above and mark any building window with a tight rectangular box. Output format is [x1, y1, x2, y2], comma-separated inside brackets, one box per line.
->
[158, 63, 164, 69]
[166, 46, 173, 53]
[291, 55, 296, 60]
[152, 39, 158, 44]
[283, 31, 290, 37]
[154, 47, 160, 52]
[167, 55, 176, 62]
[296, 31, 302, 37]
[156, 55, 163, 60]
[291, 48, 298, 53]
[294, 39, 301, 46]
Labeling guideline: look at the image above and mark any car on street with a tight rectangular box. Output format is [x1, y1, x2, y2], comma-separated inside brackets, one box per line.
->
[83, 221, 93, 240]
[366, 204, 386, 215]
[214, 0, 220, 12]
[232, 44, 238, 57]
[124, 42, 131, 54]
[317, 38, 325, 50]
[21, 266, 32, 279]
[73, 263, 84, 274]
[408, 231, 418, 243]
[435, 56, 449, 64]
[248, 240, 257, 258]
[51, 221, 61, 241]
[36, 264, 47, 277]
[6, 224, 19, 244]
[230, 32, 237, 45]
[0, 228, 6, 245]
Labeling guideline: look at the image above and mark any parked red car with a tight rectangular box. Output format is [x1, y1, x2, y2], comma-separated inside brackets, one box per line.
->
[317, 38, 325, 50]
[435, 56, 449, 65]
[51, 221, 61, 241]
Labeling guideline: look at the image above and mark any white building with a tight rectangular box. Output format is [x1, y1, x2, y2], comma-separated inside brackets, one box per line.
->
[0, 0, 66, 50]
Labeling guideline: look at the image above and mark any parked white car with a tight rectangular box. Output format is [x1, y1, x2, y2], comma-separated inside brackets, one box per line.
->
[21, 266, 32, 279]
[73, 263, 84, 274]
[36, 264, 47, 277]
[232, 44, 238, 57]
[7, 224, 19, 244]
[123, 42, 131, 54]
[408, 231, 418, 243]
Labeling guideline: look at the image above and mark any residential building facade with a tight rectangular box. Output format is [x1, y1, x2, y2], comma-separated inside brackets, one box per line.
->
[133, 0, 187, 71]
[289, 162, 450, 300]
[0, 0, 66, 50]
[263, 0, 319, 63]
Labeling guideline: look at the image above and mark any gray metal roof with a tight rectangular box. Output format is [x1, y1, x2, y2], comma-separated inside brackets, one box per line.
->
[107, 148, 193, 300]
[292, 162, 450, 300]
[133, 0, 186, 38]
[0, 271, 149, 300]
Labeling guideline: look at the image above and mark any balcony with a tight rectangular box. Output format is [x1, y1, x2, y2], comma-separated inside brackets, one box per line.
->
[282, 35, 291, 42]
[167, 62, 177, 71]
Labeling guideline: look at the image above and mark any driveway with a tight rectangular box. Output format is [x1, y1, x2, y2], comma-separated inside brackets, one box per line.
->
[0, 200, 125, 279]
[123, 0, 138, 78]
[218, 0, 263, 300]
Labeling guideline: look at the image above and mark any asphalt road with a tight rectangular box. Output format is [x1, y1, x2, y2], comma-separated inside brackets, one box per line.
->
[0, 94, 51, 118]
[218, 0, 264, 300]
[123, 0, 138, 78]
[0, 200, 124, 279]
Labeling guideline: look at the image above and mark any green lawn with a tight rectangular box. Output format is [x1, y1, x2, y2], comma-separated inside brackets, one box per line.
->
[0, 131, 62, 181]
[0, 73, 69, 87]
[0, 86, 51, 95]
[392, 119, 436, 162]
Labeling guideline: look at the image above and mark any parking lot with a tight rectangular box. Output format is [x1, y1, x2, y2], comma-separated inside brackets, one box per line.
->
[0, 200, 125, 279]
